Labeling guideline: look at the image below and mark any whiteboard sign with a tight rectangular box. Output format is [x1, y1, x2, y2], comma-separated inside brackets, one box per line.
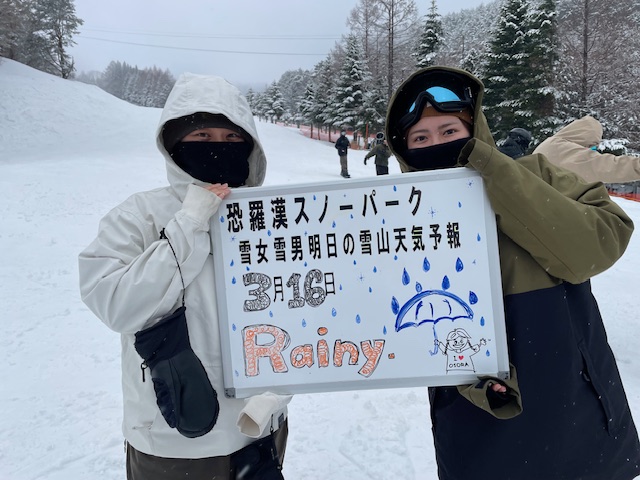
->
[211, 169, 508, 398]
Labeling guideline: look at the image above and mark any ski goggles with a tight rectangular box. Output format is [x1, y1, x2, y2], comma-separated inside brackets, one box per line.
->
[397, 85, 474, 133]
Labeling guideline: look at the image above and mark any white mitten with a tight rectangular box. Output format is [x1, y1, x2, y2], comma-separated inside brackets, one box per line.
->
[237, 392, 292, 437]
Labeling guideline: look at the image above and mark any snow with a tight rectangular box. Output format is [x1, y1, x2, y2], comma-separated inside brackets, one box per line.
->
[1, 58, 639, 479]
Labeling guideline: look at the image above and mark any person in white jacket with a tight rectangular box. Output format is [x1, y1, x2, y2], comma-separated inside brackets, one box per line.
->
[79, 73, 290, 480]
[533, 115, 640, 183]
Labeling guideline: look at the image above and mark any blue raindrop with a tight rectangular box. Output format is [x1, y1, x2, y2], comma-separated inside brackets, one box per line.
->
[442, 276, 450, 290]
[331, 308, 337, 317]
[373, 266, 378, 273]
[391, 297, 399, 314]
[416, 282, 423, 293]
[232, 277, 236, 284]
[456, 258, 464, 272]
[458, 201, 462, 208]
[230, 259, 234, 267]
[232, 323, 237, 331]
[485, 350, 491, 357]
[477, 233, 482, 242]
[332, 221, 336, 228]
[394, 255, 398, 261]
[269, 311, 274, 317]
[219, 215, 224, 223]
[469, 291, 478, 304]
[393, 185, 397, 191]
[369, 287, 372, 293]
[402, 268, 410, 285]
[302, 319, 307, 327]
[480, 316, 485, 326]
[304, 261, 308, 267]
[267, 230, 272, 236]
[356, 315, 361, 324]
[423, 258, 431, 272]
[246, 266, 250, 271]
[313, 194, 317, 200]
[350, 214, 354, 219]
[383, 326, 388, 335]
[353, 259, 357, 265]
[339, 284, 343, 291]
[382, 218, 386, 224]
[234, 370, 239, 377]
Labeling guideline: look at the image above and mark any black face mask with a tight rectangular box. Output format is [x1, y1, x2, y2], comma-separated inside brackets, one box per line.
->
[171, 142, 252, 187]
[403, 137, 471, 171]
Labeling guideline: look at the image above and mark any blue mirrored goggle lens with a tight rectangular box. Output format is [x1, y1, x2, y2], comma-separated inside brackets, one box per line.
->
[408, 86, 463, 113]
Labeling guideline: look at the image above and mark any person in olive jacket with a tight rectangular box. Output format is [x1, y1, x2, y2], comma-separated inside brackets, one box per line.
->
[385, 66, 640, 480]
[364, 132, 392, 175]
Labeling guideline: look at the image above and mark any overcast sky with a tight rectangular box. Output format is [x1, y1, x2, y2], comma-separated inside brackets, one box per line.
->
[70, 0, 488, 90]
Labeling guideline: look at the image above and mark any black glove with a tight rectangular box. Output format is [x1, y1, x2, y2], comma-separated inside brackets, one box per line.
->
[134, 306, 219, 438]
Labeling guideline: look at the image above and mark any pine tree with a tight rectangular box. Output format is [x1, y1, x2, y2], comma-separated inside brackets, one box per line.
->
[331, 35, 370, 142]
[263, 82, 285, 123]
[413, 0, 443, 68]
[524, 0, 558, 139]
[313, 57, 339, 140]
[299, 83, 317, 136]
[482, 0, 531, 138]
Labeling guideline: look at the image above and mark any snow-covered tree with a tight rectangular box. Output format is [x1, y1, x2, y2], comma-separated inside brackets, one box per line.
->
[413, 0, 443, 69]
[331, 34, 372, 143]
[277, 68, 312, 125]
[0, 0, 27, 60]
[262, 81, 285, 123]
[29, 0, 83, 78]
[524, 0, 559, 139]
[555, 0, 640, 147]
[92, 61, 174, 107]
[482, 0, 532, 138]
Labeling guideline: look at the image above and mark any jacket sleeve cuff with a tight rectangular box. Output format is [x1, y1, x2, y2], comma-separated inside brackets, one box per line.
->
[181, 184, 222, 229]
[456, 363, 523, 419]
[459, 137, 499, 173]
[237, 392, 292, 438]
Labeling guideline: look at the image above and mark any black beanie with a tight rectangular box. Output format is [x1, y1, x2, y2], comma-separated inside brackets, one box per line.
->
[162, 112, 253, 154]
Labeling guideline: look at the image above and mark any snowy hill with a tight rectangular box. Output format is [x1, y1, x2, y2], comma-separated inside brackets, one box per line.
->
[1, 59, 638, 480]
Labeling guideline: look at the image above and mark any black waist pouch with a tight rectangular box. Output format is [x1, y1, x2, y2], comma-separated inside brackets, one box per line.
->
[231, 432, 284, 480]
[134, 306, 219, 438]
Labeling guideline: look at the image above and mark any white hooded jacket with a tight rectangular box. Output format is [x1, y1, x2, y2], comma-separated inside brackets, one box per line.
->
[79, 73, 288, 459]
[533, 115, 640, 183]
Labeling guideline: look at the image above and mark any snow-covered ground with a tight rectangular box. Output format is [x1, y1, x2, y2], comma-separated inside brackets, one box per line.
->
[1, 59, 638, 479]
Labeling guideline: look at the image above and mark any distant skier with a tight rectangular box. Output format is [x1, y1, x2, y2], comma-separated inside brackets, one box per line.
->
[498, 127, 532, 159]
[364, 132, 392, 175]
[335, 129, 351, 178]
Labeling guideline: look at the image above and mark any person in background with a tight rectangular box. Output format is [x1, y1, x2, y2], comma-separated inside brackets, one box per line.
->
[534, 115, 640, 183]
[364, 132, 392, 175]
[385, 65, 640, 480]
[79, 73, 290, 480]
[335, 129, 351, 178]
[497, 127, 532, 159]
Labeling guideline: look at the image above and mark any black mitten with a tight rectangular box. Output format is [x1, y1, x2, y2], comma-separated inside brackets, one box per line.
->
[134, 306, 219, 438]
[231, 433, 284, 480]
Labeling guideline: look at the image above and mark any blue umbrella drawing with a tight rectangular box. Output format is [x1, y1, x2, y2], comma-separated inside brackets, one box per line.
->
[393, 290, 474, 332]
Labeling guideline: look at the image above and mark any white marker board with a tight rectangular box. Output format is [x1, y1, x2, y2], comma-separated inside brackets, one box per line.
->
[211, 168, 508, 398]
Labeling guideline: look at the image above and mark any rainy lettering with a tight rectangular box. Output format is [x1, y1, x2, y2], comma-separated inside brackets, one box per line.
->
[242, 324, 385, 378]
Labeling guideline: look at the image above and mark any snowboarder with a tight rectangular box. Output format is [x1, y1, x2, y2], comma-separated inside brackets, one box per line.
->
[385, 65, 640, 480]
